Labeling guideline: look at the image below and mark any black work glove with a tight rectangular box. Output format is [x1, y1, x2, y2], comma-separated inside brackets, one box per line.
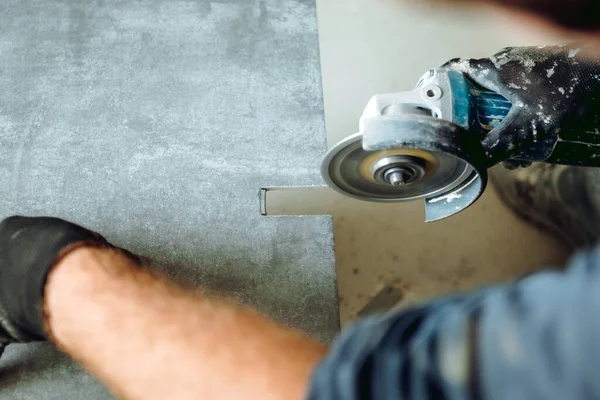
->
[443, 43, 600, 166]
[0, 216, 114, 354]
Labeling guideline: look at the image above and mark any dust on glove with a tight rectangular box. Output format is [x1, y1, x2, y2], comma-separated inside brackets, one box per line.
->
[443, 44, 600, 166]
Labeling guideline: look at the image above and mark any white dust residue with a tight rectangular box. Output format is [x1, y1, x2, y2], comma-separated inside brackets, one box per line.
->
[519, 72, 531, 85]
[491, 53, 510, 69]
[537, 111, 552, 124]
[558, 88, 565, 95]
[568, 48, 581, 58]
[452, 59, 472, 72]
[451, 59, 500, 94]
[547, 68, 555, 78]
[531, 122, 538, 139]
[429, 192, 462, 203]
[508, 83, 521, 90]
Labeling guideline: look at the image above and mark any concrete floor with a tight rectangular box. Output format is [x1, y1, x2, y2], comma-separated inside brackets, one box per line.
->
[314, 0, 572, 324]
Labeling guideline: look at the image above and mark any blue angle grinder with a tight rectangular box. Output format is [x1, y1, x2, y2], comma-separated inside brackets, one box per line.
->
[322, 58, 600, 222]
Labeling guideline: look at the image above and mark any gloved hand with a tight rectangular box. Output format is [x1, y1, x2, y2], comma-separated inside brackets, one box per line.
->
[0, 216, 122, 354]
[443, 43, 600, 166]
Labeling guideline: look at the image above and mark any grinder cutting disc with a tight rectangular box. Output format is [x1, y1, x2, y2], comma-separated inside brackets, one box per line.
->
[321, 116, 489, 222]
[322, 132, 475, 202]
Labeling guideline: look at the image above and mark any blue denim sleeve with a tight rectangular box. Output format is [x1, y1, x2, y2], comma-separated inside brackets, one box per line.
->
[308, 245, 600, 400]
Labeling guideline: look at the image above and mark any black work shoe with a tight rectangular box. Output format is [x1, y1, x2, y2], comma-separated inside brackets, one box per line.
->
[491, 163, 600, 248]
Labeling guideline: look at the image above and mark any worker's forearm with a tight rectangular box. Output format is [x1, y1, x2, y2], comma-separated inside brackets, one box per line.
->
[44, 247, 327, 400]
[432, 0, 598, 30]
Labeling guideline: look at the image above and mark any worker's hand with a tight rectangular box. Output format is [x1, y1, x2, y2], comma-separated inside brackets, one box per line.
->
[443, 44, 600, 164]
[0, 216, 127, 348]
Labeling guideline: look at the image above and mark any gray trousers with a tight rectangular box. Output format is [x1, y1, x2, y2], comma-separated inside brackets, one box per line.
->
[491, 164, 600, 248]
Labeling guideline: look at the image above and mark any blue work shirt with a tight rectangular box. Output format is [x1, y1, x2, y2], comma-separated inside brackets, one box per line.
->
[309, 246, 600, 399]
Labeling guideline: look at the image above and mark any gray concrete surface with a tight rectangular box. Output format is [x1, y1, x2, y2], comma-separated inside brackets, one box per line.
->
[0, 0, 337, 398]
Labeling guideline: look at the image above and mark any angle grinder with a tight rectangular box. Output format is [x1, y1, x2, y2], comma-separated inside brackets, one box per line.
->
[322, 48, 600, 222]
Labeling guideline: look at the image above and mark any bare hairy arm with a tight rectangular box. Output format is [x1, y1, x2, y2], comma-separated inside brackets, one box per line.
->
[411, 0, 600, 44]
[44, 247, 327, 400]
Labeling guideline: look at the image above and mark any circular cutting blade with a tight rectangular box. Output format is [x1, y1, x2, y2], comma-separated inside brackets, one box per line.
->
[322, 133, 475, 202]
